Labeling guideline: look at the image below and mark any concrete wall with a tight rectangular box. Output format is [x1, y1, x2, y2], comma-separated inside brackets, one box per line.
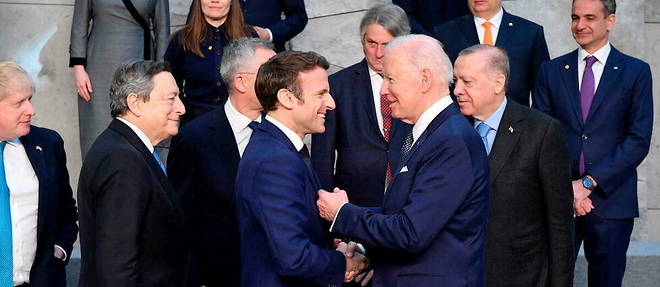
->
[1, 0, 658, 240]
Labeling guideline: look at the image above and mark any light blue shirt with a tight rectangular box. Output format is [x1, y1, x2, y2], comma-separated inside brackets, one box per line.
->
[474, 98, 507, 154]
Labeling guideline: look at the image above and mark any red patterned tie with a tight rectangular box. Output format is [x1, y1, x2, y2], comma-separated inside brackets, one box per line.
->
[381, 87, 393, 185]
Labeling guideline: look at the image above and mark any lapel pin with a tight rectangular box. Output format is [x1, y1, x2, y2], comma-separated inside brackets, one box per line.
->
[564, 65, 570, 70]
[208, 45, 213, 50]
[36, 146, 43, 151]
[508, 126, 514, 133]
[614, 66, 618, 70]
[508, 22, 513, 27]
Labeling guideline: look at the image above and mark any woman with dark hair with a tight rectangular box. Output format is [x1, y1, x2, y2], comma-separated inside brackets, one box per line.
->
[165, 0, 256, 122]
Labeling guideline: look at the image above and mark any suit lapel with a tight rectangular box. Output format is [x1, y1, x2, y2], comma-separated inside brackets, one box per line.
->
[356, 60, 384, 142]
[458, 14, 480, 45]
[560, 50, 584, 127]
[488, 101, 523, 182]
[495, 11, 514, 46]
[20, 133, 49, 240]
[212, 106, 241, 176]
[587, 47, 624, 122]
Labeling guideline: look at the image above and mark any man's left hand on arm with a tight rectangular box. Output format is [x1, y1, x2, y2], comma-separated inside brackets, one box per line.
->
[317, 187, 349, 221]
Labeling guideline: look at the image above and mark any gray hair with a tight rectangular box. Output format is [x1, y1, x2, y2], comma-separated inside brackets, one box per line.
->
[573, 0, 616, 15]
[109, 61, 171, 117]
[360, 3, 411, 40]
[0, 61, 35, 99]
[386, 35, 453, 86]
[458, 44, 510, 90]
[221, 38, 274, 91]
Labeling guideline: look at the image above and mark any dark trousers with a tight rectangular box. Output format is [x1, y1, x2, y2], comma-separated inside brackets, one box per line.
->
[575, 213, 634, 287]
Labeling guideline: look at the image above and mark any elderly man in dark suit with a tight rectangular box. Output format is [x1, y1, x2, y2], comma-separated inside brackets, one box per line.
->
[434, 0, 549, 106]
[77, 61, 187, 287]
[167, 38, 275, 287]
[392, 0, 469, 35]
[317, 35, 490, 287]
[454, 45, 574, 287]
[312, 3, 411, 212]
[533, 1, 653, 285]
[236, 51, 367, 287]
[0, 61, 78, 287]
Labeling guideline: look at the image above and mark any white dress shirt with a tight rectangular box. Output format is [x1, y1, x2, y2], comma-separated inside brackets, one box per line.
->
[117, 117, 154, 153]
[4, 138, 39, 285]
[411, 95, 454, 146]
[474, 8, 504, 45]
[225, 99, 262, 157]
[265, 115, 305, 152]
[577, 42, 611, 91]
[368, 66, 385, 136]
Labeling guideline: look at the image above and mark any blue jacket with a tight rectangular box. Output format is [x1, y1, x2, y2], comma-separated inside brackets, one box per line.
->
[532, 47, 653, 219]
[240, 0, 307, 51]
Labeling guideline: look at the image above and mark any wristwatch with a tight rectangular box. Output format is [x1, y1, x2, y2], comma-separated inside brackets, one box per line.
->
[581, 176, 596, 191]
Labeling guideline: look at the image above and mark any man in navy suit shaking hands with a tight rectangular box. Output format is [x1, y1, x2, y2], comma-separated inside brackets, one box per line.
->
[317, 35, 490, 287]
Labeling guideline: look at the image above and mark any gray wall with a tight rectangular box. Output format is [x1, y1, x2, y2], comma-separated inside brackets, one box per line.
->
[0, 0, 658, 240]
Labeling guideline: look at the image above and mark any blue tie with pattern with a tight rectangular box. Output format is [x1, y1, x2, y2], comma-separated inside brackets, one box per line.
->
[0, 141, 13, 286]
[153, 150, 166, 176]
[476, 122, 492, 155]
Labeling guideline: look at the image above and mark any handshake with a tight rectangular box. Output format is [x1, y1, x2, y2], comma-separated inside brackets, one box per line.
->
[335, 239, 372, 286]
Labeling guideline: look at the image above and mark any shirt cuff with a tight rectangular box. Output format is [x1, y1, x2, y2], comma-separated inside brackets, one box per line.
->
[329, 202, 350, 232]
[54, 245, 67, 261]
[265, 28, 273, 42]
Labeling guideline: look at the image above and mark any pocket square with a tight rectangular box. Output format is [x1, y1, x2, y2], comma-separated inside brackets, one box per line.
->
[400, 166, 409, 173]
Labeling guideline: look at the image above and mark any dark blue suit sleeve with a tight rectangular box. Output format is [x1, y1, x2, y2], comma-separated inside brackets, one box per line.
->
[531, 62, 552, 115]
[588, 63, 653, 197]
[52, 133, 79, 260]
[311, 108, 337, 190]
[333, 137, 480, 254]
[268, 0, 308, 43]
[529, 26, 550, 100]
[248, 154, 345, 285]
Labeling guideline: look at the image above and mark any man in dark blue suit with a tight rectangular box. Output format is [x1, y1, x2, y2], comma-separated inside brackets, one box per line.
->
[434, 0, 549, 106]
[167, 38, 275, 287]
[236, 51, 367, 287]
[392, 0, 469, 35]
[311, 3, 412, 211]
[317, 35, 490, 287]
[532, 1, 653, 286]
[0, 61, 78, 287]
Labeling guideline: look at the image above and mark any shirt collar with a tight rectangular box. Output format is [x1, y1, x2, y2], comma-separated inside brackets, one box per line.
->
[412, 95, 453, 142]
[3, 137, 22, 147]
[225, 98, 260, 133]
[367, 66, 380, 78]
[578, 42, 611, 64]
[475, 97, 507, 131]
[474, 7, 504, 29]
[116, 117, 154, 153]
[265, 115, 305, 152]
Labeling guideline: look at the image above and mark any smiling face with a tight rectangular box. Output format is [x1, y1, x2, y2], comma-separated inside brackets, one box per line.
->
[201, 0, 231, 26]
[0, 80, 35, 141]
[362, 23, 395, 73]
[135, 72, 185, 145]
[453, 52, 505, 121]
[380, 48, 424, 124]
[290, 66, 335, 137]
[571, 0, 615, 54]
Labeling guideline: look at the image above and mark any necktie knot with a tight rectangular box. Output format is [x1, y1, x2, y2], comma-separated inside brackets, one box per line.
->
[585, 56, 598, 68]
[248, 121, 260, 131]
[481, 21, 494, 45]
[476, 122, 491, 138]
[481, 21, 492, 29]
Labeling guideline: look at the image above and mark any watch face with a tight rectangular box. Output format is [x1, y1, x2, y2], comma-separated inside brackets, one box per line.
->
[582, 177, 593, 189]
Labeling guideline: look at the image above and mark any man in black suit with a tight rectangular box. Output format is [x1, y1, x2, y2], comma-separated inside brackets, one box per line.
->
[435, 0, 549, 106]
[77, 61, 187, 287]
[0, 61, 78, 287]
[392, 0, 470, 35]
[312, 3, 411, 209]
[167, 38, 275, 287]
[453, 45, 574, 286]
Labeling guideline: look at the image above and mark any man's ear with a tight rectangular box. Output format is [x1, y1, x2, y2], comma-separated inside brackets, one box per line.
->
[494, 74, 506, 95]
[420, 68, 432, 93]
[125, 93, 143, 116]
[234, 75, 248, 94]
[276, 88, 295, 110]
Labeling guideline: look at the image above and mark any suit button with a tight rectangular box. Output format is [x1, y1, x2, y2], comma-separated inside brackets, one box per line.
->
[581, 134, 588, 140]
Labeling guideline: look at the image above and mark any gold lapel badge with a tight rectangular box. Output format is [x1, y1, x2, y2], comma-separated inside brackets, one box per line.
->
[564, 65, 570, 70]
[508, 22, 513, 27]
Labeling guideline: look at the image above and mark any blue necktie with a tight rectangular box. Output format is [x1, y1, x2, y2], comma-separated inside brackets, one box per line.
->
[476, 122, 492, 155]
[152, 150, 166, 176]
[0, 141, 13, 286]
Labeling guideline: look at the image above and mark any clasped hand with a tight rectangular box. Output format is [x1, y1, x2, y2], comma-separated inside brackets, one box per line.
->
[336, 240, 370, 283]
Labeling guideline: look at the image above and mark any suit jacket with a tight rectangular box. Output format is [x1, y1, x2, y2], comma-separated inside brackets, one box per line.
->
[16, 126, 78, 287]
[236, 119, 345, 287]
[77, 119, 187, 287]
[532, 47, 653, 219]
[167, 106, 242, 287]
[484, 100, 574, 287]
[332, 103, 490, 287]
[241, 0, 307, 52]
[434, 11, 549, 106]
[392, 0, 469, 35]
[311, 60, 412, 207]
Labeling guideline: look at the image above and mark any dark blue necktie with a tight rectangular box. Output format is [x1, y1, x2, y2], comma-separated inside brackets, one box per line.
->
[0, 141, 13, 286]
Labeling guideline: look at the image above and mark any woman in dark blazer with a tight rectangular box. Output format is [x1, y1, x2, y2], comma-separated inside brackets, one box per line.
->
[165, 0, 256, 123]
